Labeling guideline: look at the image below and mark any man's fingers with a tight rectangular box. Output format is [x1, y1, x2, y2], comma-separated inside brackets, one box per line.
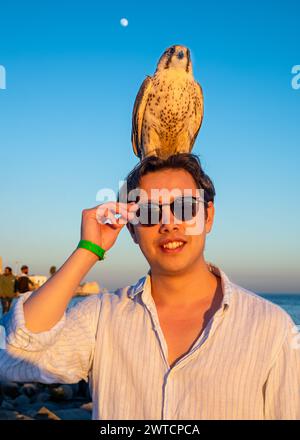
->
[95, 205, 127, 224]
[96, 206, 136, 225]
[95, 202, 138, 216]
[127, 202, 139, 212]
[97, 202, 138, 216]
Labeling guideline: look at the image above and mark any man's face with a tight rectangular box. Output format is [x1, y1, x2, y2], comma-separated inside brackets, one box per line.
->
[4, 268, 10, 276]
[127, 169, 215, 276]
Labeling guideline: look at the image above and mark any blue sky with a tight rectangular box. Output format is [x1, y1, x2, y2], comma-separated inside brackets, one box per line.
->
[0, 0, 299, 292]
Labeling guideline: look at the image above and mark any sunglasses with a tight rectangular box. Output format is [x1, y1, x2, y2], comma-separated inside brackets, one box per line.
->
[134, 196, 207, 226]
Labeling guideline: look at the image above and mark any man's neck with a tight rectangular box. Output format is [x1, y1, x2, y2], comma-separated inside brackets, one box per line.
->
[150, 258, 222, 310]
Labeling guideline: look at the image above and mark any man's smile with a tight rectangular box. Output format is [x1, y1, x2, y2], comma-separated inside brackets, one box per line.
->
[159, 237, 186, 254]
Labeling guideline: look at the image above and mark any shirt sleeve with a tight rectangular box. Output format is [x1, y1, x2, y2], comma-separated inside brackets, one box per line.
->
[0, 291, 102, 384]
[264, 316, 300, 419]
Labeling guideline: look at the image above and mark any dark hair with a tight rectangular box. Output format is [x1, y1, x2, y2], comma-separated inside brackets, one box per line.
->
[4, 266, 12, 273]
[21, 265, 28, 271]
[118, 153, 215, 209]
[49, 266, 56, 275]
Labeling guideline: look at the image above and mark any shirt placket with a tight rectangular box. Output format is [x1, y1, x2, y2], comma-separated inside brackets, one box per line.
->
[143, 291, 228, 419]
[143, 300, 170, 370]
[163, 308, 228, 419]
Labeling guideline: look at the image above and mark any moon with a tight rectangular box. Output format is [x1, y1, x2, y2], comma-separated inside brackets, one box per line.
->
[120, 18, 128, 27]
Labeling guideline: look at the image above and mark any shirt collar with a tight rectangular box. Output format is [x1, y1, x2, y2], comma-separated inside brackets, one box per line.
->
[206, 262, 232, 309]
[127, 262, 234, 310]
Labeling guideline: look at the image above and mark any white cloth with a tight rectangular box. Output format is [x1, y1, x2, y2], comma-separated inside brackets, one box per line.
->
[0, 263, 299, 420]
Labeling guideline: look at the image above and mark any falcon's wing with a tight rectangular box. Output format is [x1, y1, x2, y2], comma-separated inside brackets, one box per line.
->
[188, 81, 204, 151]
[131, 75, 153, 159]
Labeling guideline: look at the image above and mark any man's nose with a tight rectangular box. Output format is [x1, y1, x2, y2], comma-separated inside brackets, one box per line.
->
[159, 205, 179, 231]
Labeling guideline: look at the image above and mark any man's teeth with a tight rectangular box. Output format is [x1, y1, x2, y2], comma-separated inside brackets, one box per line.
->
[162, 241, 184, 249]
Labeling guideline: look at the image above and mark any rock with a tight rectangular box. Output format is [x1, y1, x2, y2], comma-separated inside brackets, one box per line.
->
[13, 394, 31, 408]
[53, 408, 92, 420]
[77, 379, 89, 397]
[77, 380, 92, 400]
[37, 383, 50, 392]
[86, 388, 91, 400]
[1, 399, 15, 410]
[20, 383, 38, 398]
[16, 413, 35, 420]
[0, 409, 19, 420]
[68, 383, 79, 397]
[0, 382, 20, 399]
[0, 379, 93, 420]
[35, 406, 61, 420]
[20, 401, 61, 419]
[80, 401, 92, 412]
[50, 384, 74, 401]
[35, 391, 51, 403]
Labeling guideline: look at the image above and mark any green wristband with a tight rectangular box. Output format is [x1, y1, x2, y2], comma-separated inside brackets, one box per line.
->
[77, 240, 106, 260]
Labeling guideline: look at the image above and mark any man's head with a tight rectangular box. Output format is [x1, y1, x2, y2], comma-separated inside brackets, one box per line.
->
[21, 265, 29, 274]
[118, 153, 216, 277]
[4, 266, 12, 276]
[49, 266, 56, 276]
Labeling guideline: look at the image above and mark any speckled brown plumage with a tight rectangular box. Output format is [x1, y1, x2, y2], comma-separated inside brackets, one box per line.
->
[131, 45, 204, 160]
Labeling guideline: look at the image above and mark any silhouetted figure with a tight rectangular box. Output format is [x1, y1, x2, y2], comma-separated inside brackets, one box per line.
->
[0, 267, 17, 314]
[49, 266, 57, 277]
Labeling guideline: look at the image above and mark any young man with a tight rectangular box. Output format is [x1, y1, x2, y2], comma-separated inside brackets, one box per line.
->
[0, 153, 299, 420]
[15, 265, 35, 294]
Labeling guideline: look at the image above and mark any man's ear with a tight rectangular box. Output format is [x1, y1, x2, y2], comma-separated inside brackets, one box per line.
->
[126, 222, 139, 244]
[205, 202, 215, 234]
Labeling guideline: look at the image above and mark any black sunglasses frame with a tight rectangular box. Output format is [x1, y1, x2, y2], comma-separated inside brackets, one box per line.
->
[134, 196, 208, 227]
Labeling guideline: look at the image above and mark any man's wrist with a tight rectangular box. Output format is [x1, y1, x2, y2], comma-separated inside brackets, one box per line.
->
[77, 239, 106, 261]
[74, 246, 101, 263]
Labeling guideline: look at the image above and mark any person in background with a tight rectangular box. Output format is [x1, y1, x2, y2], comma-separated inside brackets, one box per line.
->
[0, 267, 17, 314]
[15, 265, 35, 294]
[49, 266, 57, 277]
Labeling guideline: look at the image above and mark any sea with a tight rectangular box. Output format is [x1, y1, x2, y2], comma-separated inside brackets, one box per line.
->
[1, 293, 300, 325]
[258, 294, 300, 325]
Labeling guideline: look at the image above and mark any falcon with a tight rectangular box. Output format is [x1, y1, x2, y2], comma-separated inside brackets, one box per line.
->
[131, 45, 204, 160]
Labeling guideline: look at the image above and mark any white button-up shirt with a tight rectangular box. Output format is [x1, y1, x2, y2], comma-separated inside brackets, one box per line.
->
[0, 263, 300, 420]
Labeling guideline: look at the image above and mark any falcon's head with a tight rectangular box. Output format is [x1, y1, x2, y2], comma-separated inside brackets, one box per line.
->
[156, 45, 192, 74]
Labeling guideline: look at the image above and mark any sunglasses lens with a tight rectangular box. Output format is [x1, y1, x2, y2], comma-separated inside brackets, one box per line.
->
[136, 198, 200, 226]
[173, 197, 198, 221]
[138, 204, 160, 225]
